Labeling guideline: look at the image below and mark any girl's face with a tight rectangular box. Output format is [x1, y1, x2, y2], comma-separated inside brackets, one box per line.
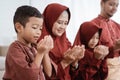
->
[88, 32, 99, 48]
[52, 10, 69, 37]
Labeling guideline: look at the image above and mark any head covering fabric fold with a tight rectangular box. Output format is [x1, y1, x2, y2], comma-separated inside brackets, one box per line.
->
[38, 3, 71, 63]
[37, 3, 71, 80]
[74, 22, 102, 48]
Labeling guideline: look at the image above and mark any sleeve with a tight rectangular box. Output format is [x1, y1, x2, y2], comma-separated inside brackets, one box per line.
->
[57, 63, 65, 79]
[106, 46, 114, 58]
[99, 59, 108, 80]
[70, 53, 102, 80]
[7, 44, 40, 80]
[86, 58, 102, 79]
[45, 61, 65, 80]
[44, 60, 58, 79]
[105, 46, 120, 58]
[70, 62, 81, 80]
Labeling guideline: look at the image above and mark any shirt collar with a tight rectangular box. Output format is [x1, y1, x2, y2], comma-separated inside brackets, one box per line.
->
[98, 15, 110, 22]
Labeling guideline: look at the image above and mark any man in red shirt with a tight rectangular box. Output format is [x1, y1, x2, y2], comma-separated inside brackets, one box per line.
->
[91, 0, 120, 79]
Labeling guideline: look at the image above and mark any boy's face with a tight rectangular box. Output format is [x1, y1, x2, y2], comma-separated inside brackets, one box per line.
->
[18, 17, 43, 44]
[88, 32, 99, 48]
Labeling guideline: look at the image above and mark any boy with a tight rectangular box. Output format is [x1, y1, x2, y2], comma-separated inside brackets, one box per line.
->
[3, 5, 53, 80]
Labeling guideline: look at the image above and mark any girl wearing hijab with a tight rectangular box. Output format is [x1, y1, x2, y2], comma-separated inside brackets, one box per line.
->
[71, 22, 108, 80]
[37, 3, 85, 80]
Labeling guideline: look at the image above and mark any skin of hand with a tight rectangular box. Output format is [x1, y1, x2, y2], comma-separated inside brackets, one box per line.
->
[94, 45, 109, 60]
[36, 35, 53, 77]
[75, 45, 85, 60]
[71, 45, 85, 67]
[37, 35, 54, 54]
[61, 48, 76, 69]
[114, 39, 120, 51]
[62, 45, 85, 68]
[62, 48, 76, 65]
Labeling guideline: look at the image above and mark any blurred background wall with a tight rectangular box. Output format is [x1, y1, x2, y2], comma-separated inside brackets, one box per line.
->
[0, 0, 120, 49]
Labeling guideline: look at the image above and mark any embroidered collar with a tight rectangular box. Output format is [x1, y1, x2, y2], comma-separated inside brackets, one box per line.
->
[98, 15, 110, 22]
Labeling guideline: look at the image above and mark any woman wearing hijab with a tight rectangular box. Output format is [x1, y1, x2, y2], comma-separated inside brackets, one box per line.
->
[37, 3, 85, 80]
[71, 22, 108, 80]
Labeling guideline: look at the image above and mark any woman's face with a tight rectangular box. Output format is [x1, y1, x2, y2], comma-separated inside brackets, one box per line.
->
[52, 10, 69, 37]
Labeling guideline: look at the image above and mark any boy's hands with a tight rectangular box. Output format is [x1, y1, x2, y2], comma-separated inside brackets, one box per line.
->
[37, 35, 53, 54]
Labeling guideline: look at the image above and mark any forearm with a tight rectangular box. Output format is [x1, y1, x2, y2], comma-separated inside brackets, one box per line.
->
[34, 53, 44, 68]
[43, 53, 52, 77]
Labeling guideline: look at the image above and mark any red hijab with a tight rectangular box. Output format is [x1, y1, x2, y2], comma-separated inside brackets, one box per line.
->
[38, 3, 71, 64]
[74, 22, 102, 48]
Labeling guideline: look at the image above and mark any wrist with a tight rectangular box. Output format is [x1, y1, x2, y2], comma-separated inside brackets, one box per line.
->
[61, 60, 68, 69]
[70, 63, 79, 70]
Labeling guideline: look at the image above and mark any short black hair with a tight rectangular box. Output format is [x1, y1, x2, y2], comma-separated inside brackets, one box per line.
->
[102, 0, 109, 2]
[13, 5, 43, 32]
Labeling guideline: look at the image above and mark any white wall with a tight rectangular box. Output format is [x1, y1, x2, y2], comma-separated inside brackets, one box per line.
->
[31, 0, 120, 44]
[0, 0, 120, 45]
[0, 0, 30, 46]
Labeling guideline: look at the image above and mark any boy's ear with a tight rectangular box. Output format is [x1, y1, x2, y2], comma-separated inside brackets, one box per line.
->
[15, 22, 23, 33]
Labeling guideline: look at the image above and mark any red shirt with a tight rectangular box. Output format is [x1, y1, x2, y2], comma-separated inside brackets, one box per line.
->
[91, 15, 120, 58]
[3, 41, 45, 80]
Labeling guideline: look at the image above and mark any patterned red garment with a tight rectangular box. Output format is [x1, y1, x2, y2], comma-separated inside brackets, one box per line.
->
[3, 41, 45, 80]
